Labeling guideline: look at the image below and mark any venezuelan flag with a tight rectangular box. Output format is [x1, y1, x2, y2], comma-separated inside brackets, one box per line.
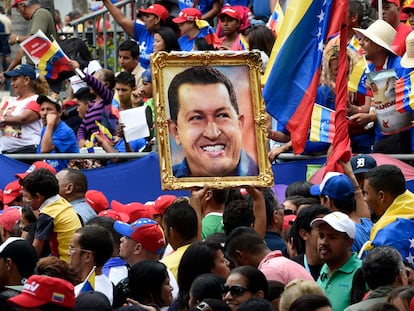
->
[268, 1, 284, 35]
[84, 140, 95, 153]
[111, 92, 121, 119]
[38, 40, 72, 79]
[95, 121, 113, 142]
[310, 104, 335, 143]
[362, 190, 414, 267]
[348, 58, 369, 95]
[395, 71, 414, 113]
[79, 266, 95, 293]
[196, 20, 220, 46]
[263, 0, 337, 154]
[347, 35, 361, 54]
[239, 35, 248, 51]
[20, 30, 72, 79]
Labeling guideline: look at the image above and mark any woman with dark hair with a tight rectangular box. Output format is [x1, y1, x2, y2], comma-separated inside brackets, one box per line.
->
[127, 260, 173, 309]
[223, 266, 268, 311]
[288, 294, 332, 311]
[189, 274, 226, 308]
[174, 241, 230, 310]
[35, 256, 79, 285]
[153, 27, 181, 53]
[246, 25, 275, 57]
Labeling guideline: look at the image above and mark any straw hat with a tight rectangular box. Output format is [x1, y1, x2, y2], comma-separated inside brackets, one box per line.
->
[401, 31, 414, 68]
[353, 19, 397, 55]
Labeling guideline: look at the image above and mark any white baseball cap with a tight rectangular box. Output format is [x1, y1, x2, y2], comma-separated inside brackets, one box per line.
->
[310, 211, 355, 239]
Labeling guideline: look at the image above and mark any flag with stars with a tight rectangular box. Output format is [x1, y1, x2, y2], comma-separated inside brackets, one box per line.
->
[348, 58, 369, 95]
[310, 104, 335, 143]
[263, 0, 345, 154]
[395, 71, 414, 113]
[370, 218, 414, 268]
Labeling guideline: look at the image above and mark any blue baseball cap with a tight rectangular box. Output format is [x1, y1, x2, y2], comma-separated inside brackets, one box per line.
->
[4, 64, 36, 80]
[114, 218, 165, 254]
[310, 172, 354, 201]
[350, 154, 377, 175]
[141, 69, 152, 83]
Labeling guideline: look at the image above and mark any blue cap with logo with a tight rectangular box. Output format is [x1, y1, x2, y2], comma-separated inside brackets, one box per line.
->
[350, 154, 377, 175]
[4, 64, 36, 80]
[310, 172, 354, 201]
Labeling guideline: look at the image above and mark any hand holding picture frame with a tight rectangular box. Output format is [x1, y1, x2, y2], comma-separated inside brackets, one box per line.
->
[152, 51, 273, 190]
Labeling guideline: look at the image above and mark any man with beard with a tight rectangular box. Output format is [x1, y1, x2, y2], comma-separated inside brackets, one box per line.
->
[311, 211, 361, 311]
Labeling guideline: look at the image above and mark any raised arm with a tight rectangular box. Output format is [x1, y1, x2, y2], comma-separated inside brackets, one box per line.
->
[102, 0, 135, 37]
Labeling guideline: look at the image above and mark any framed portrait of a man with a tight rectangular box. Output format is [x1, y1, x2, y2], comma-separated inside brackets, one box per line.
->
[151, 51, 273, 190]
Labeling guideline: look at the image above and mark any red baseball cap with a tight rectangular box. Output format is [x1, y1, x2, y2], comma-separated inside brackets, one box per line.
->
[173, 8, 202, 24]
[98, 209, 130, 223]
[139, 4, 169, 23]
[283, 214, 297, 231]
[3, 180, 22, 205]
[0, 207, 21, 232]
[218, 6, 241, 21]
[15, 161, 56, 180]
[8, 275, 75, 308]
[11, 0, 25, 8]
[85, 190, 109, 213]
[114, 218, 165, 254]
[402, 1, 414, 13]
[371, 0, 400, 7]
[150, 195, 176, 216]
[111, 200, 153, 223]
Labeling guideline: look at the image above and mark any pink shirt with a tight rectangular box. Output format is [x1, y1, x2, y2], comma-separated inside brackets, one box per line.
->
[258, 250, 314, 284]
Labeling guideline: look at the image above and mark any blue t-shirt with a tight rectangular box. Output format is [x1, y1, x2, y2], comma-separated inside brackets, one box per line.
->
[252, 0, 271, 18]
[223, 0, 249, 6]
[133, 22, 154, 69]
[352, 217, 373, 253]
[114, 138, 147, 152]
[37, 121, 79, 172]
[178, 26, 216, 51]
[178, 0, 217, 15]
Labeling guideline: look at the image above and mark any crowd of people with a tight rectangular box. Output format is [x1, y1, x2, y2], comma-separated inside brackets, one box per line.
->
[0, 0, 414, 310]
[0, 153, 413, 311]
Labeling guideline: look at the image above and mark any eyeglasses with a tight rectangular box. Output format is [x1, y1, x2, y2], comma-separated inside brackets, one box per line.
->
[222, 285, 250, 297]
[22, 197, 34, 203]
[68, 246, 92, 254]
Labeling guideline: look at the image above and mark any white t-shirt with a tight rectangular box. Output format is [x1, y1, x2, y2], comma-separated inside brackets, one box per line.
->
[1, 95, 41, 151]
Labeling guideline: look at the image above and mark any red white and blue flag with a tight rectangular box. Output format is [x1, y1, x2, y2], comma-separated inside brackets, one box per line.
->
[263, 0, 347, 155]
[20, 30, 72, 80]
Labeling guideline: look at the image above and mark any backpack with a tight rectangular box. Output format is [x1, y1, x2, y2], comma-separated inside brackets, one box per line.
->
[57, 37, 91, 80]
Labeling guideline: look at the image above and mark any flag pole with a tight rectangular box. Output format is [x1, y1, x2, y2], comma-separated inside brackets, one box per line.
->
[83, 266, 96, 284]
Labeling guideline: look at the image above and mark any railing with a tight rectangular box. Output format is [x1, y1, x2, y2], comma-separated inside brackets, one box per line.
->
[67, 0, 150, 70]
[3, 152, 414, 162]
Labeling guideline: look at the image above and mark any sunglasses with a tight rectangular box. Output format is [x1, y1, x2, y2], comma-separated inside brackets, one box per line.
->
[222, 285, 250, 297]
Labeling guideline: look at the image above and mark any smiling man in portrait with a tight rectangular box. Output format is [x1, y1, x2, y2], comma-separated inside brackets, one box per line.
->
[167, 66, 258, 177]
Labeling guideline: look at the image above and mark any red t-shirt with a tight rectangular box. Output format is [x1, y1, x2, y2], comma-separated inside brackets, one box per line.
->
[392, 22, 411, 56]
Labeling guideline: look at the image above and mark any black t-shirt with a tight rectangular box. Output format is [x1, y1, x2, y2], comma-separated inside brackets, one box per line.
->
[291, 253, 323, 281]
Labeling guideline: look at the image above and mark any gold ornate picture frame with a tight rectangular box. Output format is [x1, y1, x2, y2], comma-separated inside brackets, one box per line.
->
[151, 51, 273, 190]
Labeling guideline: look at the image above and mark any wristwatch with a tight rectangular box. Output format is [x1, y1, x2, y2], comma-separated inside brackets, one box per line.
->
[15, 36, 19, 44]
